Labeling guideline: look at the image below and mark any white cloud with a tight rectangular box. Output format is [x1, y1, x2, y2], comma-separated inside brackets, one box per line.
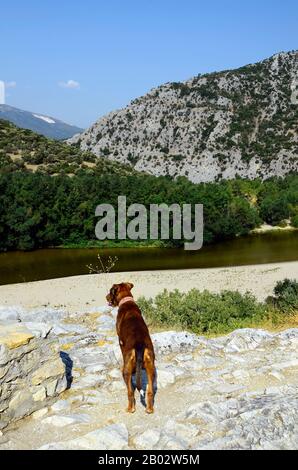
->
[59, 79, 80, 89]
[5, 81, 17, 88]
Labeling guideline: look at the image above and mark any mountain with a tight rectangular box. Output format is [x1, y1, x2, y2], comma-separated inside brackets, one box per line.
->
[69, 50, 298, 183]
[0, 105, 83, 140]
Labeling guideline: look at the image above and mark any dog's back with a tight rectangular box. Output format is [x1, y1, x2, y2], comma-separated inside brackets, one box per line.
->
[117, 301, 154, 354]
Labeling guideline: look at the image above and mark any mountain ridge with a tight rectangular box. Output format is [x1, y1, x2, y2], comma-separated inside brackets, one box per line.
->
[69, 50, 298, 182]
[0, 104, 83, 140]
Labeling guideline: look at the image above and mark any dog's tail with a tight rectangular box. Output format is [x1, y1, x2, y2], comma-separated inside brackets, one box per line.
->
[135, 344, 144, 391]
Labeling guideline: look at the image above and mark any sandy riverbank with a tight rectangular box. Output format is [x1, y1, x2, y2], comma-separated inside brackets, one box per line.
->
[0, 261, 297, 313]
[251, 224, 297, 233]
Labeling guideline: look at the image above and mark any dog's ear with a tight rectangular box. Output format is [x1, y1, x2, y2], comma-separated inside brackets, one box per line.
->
[111, 284, 119, 294]
[126, 282, 134, 290]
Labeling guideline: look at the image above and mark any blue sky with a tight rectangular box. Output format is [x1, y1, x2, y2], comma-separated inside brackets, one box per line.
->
[1, 0, 297, 128]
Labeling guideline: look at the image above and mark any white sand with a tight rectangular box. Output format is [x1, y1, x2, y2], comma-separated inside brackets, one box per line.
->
[0, 261, 297, 313]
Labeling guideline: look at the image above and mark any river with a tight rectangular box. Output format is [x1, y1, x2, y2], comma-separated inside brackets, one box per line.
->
[0, 231, 297, 285]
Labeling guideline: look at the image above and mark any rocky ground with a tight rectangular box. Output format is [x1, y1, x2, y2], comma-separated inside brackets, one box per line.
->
[0, 304, 297, 450]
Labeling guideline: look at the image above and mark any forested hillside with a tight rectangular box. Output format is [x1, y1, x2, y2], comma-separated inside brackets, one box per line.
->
[0, 119, 136, 177]
[0, 119, 297, 252]
[0, 170, 297, 251]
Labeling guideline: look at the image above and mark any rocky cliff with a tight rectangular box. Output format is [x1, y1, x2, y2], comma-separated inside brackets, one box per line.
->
[69, 50, 298, 183]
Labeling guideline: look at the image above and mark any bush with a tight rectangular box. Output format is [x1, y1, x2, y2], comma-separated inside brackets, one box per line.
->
[270, 279, 298, 313]
[292, 215, 298, 228]
[138, 288, 267, 334]
[259, 196, 290, 225]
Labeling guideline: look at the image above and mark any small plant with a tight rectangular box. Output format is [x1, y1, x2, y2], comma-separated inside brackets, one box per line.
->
[87, 254, 118, 275]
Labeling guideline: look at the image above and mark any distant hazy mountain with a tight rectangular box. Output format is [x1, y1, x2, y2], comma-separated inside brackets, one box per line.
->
[0, 105, 83, 140]
[69, 50, 298, 183]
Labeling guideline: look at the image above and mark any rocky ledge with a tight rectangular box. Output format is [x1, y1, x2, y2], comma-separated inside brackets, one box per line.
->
[0, 305, 297, 450]
[0, 322, 67, 430]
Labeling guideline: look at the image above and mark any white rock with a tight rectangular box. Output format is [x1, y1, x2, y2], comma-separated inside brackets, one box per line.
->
[109, 381, 125, 392]
[43, 414, 90, 427]
[19, 308, 66, 323]
[51, 400, 70, 412]
[163, 419, 199, 442]
[72, 374, 104, 389]
[85, 364, 108, 374]
[97, 315, 115, 330]
[22, 322, 52, 338]
[194, 435, 247, 450]
[193, 355, 224, 369]
[134, 429, 161, 449]
[223, 329, 273, 353]
[232, 370, 250, 380]
[111, 307, 119, 318]
[40, 423, 128, 450]
[0, 306, 22, 322]
[108, 368, 122, 379]
[32, 408, 48, 419]
[158, 434, 187, 450]
[70, 347, 117, 368]
[152, 331, 200, 355]
[215, 383, 245, 395]
[51, 323, 88, 336]
[96, 306, 113, 315]
[82, 390, 117, 405]
[112, 344, 122, 364]
[157, 364, 187, 387]
[157, 369, 176, 388]
[175, 353, 193, 362]
[273, 359, 298, 370]
[268, 371, 285, 381]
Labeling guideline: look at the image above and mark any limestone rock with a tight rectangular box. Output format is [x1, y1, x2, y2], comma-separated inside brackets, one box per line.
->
[0, 324, 34, 349]
[0, 306, 22, 322]
[0, 322, 67, 430]
[19, 307, 66, 324]
[22, 322, 52, 339]
[223, 329, 274, 353]
[40, 423, 128, 450]
[32, 408, 48, 420]
[97, 315, 115, 330]
[42, 414, 90, 427]
[134, 429, 161, 449]
[152, 331, 200, 355]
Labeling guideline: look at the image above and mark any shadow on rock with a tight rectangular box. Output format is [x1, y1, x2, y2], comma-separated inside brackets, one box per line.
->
[132, 368, 158, 409]
[60, 351, 73, 389]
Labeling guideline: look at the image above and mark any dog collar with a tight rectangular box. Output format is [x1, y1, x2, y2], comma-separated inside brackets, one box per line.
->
[119, 296, 134, 307]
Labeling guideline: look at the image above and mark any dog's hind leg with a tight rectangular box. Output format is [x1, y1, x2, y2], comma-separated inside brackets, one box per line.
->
[144, 348, 155, 414]
[122, 350, 136, 413]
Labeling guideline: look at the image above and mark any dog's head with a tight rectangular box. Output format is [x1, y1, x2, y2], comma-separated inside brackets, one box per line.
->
[106, 282, 134, 307]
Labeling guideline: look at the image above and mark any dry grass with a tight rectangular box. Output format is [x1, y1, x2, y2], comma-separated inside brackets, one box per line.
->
[261, 310, 298, 332]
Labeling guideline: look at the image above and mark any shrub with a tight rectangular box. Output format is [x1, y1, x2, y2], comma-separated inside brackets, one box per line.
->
[138, 288, 267, 334]
[259, 196, 290, 225]
[270, 279, 298, 313]
[292, 215, 298, 228]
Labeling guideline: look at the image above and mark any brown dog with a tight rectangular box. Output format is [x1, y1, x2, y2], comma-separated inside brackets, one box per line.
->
[106, 282, 155, 414]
